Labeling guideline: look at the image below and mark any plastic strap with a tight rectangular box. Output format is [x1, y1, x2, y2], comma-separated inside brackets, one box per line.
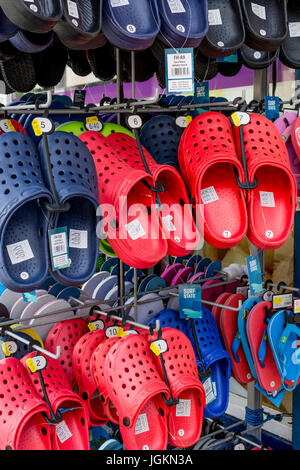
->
[258, 327, 268, 368]
[231, 331, 241, 363]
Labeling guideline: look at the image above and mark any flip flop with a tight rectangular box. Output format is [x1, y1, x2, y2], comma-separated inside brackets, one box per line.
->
[45, 318, 88, 386]
[104, 333, 170, 450]
[19, 293, 56, 326]
[185, 308, 231, 418]
[139, 115, 181, 171]
[0, 7, 19, 41]
[81, 272, 110, 298]
[21, 353, 90, 450]
[199, 0, 245, 58]
[280, 0, 300, 69]
[38, 131, 99, 286]
[0, 132, 53, 292]
[237, 297, 262, 380]
[28, 298, 74, 342]
[102, 0, 161, 51]
[220, 293, 253, 384]
[9, 29, 54, 53]
[157, 0, 208, 48]
[54, 0, 105, 50]
[211, 292, 231, 330]
[202, 279, 224, 310]
[246, 301, 282, 393]
[72, 329, 108, 426]
[150, 327, 206, 447]
[179, 111, 248, 248]
[0, 357, 52, 450]
[233, 113, 297, 249]
[106, 133, 201, 256]
[0, 0, 63, 33]
[290, 116, 300, 161]
[241, 0, 288, 51]
[239, 44, 279, 69]
[0, 289, 23, 313]
[10, 289, 48, 320]
[268, 310, 300, 391]
[92, 275, 118, 300]
[170, 267, 194, 286]
[90, 337, 120, 424]
[128, 293, 164, 325]
[79, 131, 167, 269]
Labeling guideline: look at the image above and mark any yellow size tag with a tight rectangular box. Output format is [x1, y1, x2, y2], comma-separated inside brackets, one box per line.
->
[273, 296, 283, 305]
[150, 342, 161, 356]
[26, 357, 37, 373]
[186, 115, 192, 126]
[32, 119, 42, 136]
[6, 119, 16, 132]
[231, 113, 241, 127]
[1, 342, 10, 357]
[116, 327, 126, 338]
[86, 116, 98, 124]
[88, 322, 96, 331]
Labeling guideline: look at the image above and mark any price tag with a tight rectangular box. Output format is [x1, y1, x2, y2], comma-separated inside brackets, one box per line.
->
[1, 341, 18, 357]
[127, 115, 143, 129]
[150, 339, 168, 356]
[179, 284, 202, 319]
[73, 89, 86, 107]
[246, 255, 263, 296]
[0, 119, 16, 133]
[32, 117, 55, 136]
[203, 377, 216, 405]
[48, 227, 70, 271]
[85, 116, 103, 132]
[272, 293, 293, 310]
[26, 355, 47, 373]
[294, 299, 300, 314]
[165, 48, 194, 95]
[88, 319, 105, 331]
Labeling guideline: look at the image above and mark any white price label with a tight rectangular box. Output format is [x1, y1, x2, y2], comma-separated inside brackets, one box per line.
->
[56, 420, 73, 444]
[110, 0, 129, 6]
[176, 399, 191, 417]
[203, 377, 216, 405]
[162, 215, 176, 232]
[251, 3, 266, 20]
[289, 22, 300, 38]
[125, 218, 146, 240]
[208, 9, 222, 25]
[260, 191, 275, 208]
[201, 186, 219, 205]
[167, 0, 186, 14]
[69, 229, 88, 249]
[67, 0, 79, 18]
[135, 413, 149, 435]
[6, 240, 34, 265]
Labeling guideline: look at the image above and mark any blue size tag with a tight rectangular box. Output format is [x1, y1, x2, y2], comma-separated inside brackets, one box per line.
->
[48, 227, 70, 271]
[265, 96, 280, 122]
[165, 48, 194, 95]
[216, 53, 238, 63]
[22, 291, 37, 303]
[0, 283, 6, 296]
[194, 81, 209, 114]
[246, 255, 263, 296]
[179, 284, 202, 319]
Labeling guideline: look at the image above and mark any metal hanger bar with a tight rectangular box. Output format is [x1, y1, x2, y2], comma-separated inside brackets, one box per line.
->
[267, 283, 300, 295]
[1, 328, 61, 360]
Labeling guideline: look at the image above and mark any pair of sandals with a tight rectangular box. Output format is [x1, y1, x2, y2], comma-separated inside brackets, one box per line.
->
[0, 128, 99, 292]
[179, 111, 297, 250]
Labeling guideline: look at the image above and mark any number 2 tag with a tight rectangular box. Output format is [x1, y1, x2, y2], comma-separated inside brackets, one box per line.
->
[26, 355, 47, 373]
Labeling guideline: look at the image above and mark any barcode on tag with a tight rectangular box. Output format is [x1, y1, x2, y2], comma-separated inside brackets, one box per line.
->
[6, 240, 34, 265]
[56, 420, 73, 444]
[53, 254, 69, 269]
[251, 3, 266, 20]
[67, 0, 79, 18]
[203, 377, 216, 405]
[201, 186, 219, 204]
[135, 413, 149, 435]
[170, 67, 190, 77]
[208, 9, 222, 25]
[176, 399, 191, 417]
[125, 218, 146, 240]
[69, 229, 88, 249]
[167, 0, 186, 13]
[51, 233, 67, 256]
[260, 191, 275, 208]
